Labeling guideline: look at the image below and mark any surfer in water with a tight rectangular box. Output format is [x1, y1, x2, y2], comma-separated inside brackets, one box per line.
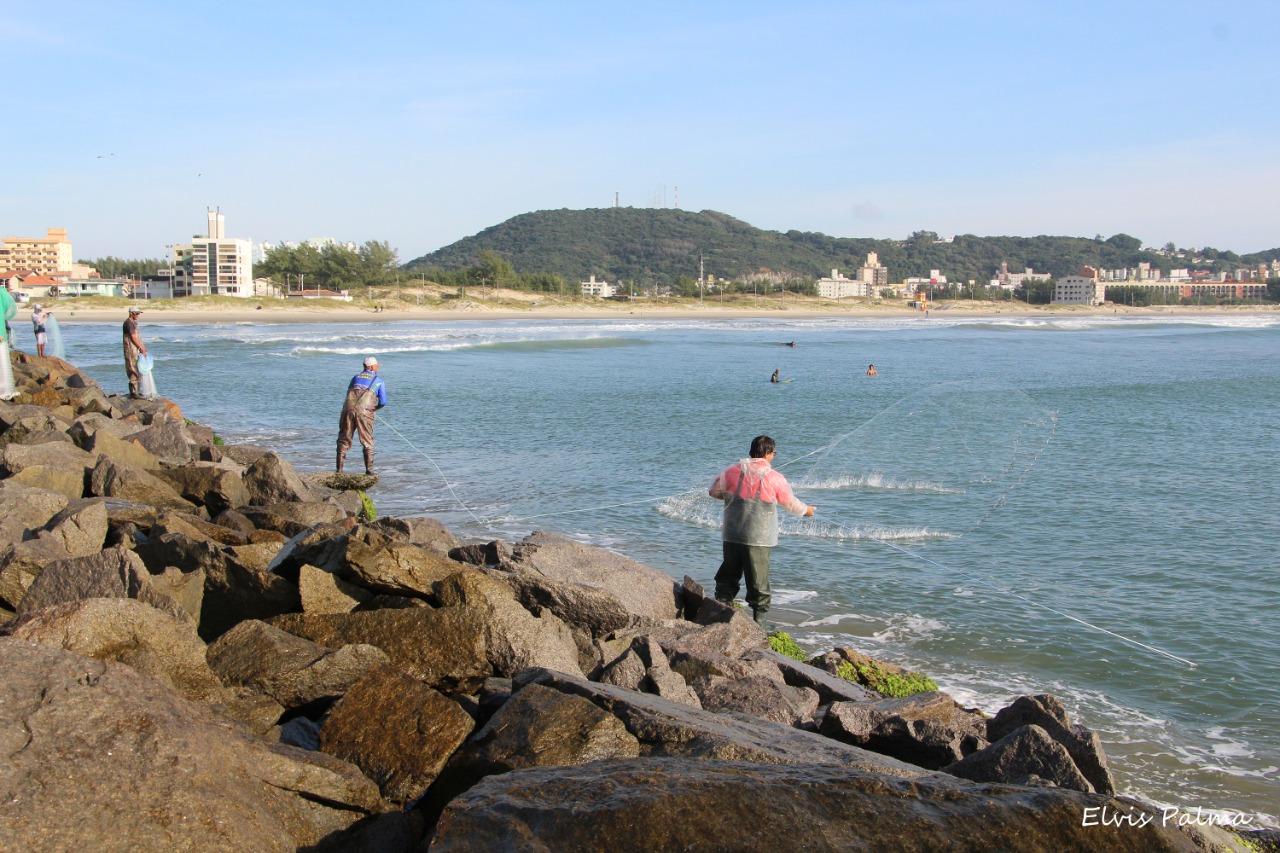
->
[770, 369, 780, 384]
[866, 363, 877, 377]
[784, 341, 796, 348]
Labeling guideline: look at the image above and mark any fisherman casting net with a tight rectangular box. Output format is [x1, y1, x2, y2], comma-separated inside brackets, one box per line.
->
[657, 382, 1057, 549]
[46, 314, 65, 360]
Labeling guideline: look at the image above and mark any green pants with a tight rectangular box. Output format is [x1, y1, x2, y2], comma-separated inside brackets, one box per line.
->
[715, 541, 772, 618]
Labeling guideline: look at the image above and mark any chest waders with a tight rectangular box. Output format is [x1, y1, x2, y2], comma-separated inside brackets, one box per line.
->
[336, 385, 379, 474]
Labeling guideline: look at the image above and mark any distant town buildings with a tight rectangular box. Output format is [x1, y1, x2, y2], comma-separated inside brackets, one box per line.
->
[990, 260, 1051, 291]
[904, 269, 947, 288]
[580, 274, 617, 298]
[816, 268, 869, 299]
[1052, 275, 1104, 305]
[858, 252, 889, 289]
[171, 210, 254, 298]
[0, 228, 73, 276]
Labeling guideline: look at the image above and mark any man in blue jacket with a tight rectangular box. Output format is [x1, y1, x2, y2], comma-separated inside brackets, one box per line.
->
[336, 356, 387, 474]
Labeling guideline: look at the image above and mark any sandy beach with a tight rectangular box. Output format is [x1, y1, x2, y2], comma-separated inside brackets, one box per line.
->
[44, 294, 1280, 325]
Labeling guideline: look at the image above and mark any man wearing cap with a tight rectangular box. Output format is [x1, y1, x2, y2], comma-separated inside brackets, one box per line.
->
[336, 356, 387, 475]
[122, 307, 147, 397]
[31, 304, 49, 357]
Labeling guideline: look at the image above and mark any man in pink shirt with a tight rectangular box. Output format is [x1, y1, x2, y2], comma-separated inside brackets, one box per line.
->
[708, 435, 815, 623]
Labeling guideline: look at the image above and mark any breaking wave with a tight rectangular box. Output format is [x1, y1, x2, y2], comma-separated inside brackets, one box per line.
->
[795, 472, 963, 495]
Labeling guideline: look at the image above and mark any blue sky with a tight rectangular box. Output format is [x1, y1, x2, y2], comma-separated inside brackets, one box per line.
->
[3, 0, 1278, 259]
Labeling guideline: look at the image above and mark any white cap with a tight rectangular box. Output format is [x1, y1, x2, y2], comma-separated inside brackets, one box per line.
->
[363, 356, 378, 369]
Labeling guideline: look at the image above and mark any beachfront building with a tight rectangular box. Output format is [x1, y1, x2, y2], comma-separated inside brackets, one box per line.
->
[1105, 280, 1267, 301]
[172, 210, 254, 298]
[990, 261, 1052, 291]
[580, 275, 617, 298]
[1052, 275, 1104, 305]
[816, 268, 869, 299]
[858, 252, 889, 289]
[0, 228, 73, 276]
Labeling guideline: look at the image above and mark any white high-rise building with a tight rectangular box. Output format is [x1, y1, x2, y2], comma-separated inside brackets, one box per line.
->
[172, 209, 254, 297]
[816, 268, 869, 298]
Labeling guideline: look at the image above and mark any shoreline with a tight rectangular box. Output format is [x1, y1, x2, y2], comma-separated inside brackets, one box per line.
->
[47, 300, 1280, 325]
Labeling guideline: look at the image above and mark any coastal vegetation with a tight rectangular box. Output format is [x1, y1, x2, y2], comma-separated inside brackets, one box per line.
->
[403, 208, 1280, 290]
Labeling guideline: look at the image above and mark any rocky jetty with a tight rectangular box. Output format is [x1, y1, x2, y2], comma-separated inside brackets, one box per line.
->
[0, 350, 1254, 851]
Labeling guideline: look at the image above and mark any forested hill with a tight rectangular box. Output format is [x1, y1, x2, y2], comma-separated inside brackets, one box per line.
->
[404, 207, 1271, 285]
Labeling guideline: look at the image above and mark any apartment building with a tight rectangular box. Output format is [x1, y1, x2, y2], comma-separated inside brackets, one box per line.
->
[0, 228, 73, 276]
[172, 210, 254, 297]
[858, 252, 889, 288]
[580, 275, 617, 298]
[816, 268, 869, 299]
[1052, 275, 1104, 305]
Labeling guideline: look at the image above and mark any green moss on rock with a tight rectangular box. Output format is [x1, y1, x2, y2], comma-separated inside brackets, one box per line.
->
[768, 631, 808, 662]
[836, 658, 937, 698]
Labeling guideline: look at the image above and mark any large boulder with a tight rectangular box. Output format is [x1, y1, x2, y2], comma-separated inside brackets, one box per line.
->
[87, 455, 193, 509]
[0, 480, 68, 543]
[145, 510, 250, 547]
[819, 691, 989, 769]
[661, 612, 768, 661]
[9, 598, 224, 703]
[299, 563, 375, 613]
[275, 524, 468, 597]
[83, 428, 160, 470]
[271, 608, 491, 693]
[320, 666, 475, 804]
[0, 438, 95, 478]
[0, 640, 381, 850]
[29, 499, 109, 558]
[132, 530, 300, 639]
[427, 683, 640, 815]
[206, 619, 390, 709]
[68, 412, 142, 446]
[156, 465, 250, 515]
[128, 421, 196, 465]
[372, 515, 459, 555]
[15, 546, 185, 621]
[433, 571, 584, 679]
[693, 675, 819, 727]
[514, 668, 928, 777]
[6, 463, 84, 500]
[944, 724, 1096, 793]
[487, 565, 638, 636]
[511, 532, 680, 621]
[244, 451, 314, 504]
[429, 757, 1238, 853]
[748, 648, 881, 704]
[987, 693, 1115, 795]
[239, 501, 349, 537]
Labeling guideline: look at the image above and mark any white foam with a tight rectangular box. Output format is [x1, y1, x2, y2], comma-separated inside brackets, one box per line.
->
[771, 589, 819, 606]
[798, 612, 872, 628]
[795, 472, 964, 495]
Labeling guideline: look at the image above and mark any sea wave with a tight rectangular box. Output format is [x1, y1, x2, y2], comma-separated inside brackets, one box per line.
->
[654, 493, 953, 542]
[795, 472, 964, 495]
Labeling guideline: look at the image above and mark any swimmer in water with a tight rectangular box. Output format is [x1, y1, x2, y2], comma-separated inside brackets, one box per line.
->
[770, 369, 780, 383]
[866, 364, 877, 377]
[785, 341, 796, 348]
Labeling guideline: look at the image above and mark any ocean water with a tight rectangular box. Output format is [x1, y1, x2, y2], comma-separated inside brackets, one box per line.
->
[57, 312, 1279, 824]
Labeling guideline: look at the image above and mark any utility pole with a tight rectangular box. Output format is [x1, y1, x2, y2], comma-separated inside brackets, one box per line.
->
[698, 253, 704, 305]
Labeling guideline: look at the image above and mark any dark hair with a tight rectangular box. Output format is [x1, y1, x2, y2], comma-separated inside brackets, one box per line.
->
[749, 435, 775, 458]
